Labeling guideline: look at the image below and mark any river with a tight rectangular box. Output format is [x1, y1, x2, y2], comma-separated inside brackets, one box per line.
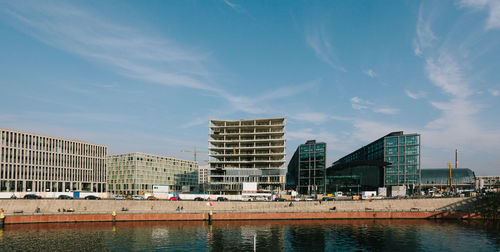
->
[0, 219, 498, 251]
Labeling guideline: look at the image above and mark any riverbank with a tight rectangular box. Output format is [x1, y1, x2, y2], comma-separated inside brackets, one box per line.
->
[0, 197, 486, 224]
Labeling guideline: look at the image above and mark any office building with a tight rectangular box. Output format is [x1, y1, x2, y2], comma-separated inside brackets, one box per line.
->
[107, 152, 198, 195]
[287, 140, 326, 195]
[208, 117, 286, 194]
[327, 131, 420, 192]
[0, 128, 107, 193]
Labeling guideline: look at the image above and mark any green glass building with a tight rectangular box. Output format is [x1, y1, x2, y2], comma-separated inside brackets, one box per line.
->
[329, 131, 420, 191]
[287, 140, 326, 195]
[107, 152, 198, 195]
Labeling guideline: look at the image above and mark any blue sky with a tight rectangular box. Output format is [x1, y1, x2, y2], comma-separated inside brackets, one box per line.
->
[0, 0, 499, 175]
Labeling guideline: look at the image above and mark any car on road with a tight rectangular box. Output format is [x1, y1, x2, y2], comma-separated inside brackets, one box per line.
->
[169, 196, 181, 201]
[24, 194, 42, 199]
[194, 197, 205, 201]
[58, 195, 73, 200]
[274, 197, 286, 201]
[216, 197, 228, 201]
[147, 196, 159, 200]
[114, 195, 126, 200]
[322, 196, 335, 201]
[132, 195, 144, 200]
[85, 195, 100, 200]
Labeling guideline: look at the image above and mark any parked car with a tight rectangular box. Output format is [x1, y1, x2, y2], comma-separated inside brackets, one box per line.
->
[132, 195, 144, 200]
[85, 195, 100, 200]
[194, 197, 205, 201]
[58, 195, 73, 200]
[216, 197, 228, 201]
[274, 197, 286, 201]
[147, 196, 158, 200]
[169, 196, 181, 201]
[322, 196, 335, 201]
[114, 195, 126, 200]
[24, 194, 42, 199]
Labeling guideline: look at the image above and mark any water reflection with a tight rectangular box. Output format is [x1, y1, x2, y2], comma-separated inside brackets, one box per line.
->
[0, 220, 498, 251]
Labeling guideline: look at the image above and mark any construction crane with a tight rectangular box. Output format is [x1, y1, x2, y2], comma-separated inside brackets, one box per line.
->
[181, 148, 209, 162]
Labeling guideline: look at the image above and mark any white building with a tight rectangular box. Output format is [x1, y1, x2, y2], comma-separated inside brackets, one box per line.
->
[208, 117, 286, 194]
[0, 128, 107, 193]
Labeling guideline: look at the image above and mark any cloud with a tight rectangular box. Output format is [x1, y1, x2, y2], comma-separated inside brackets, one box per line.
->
[305, 23, 346, 72]
[425, 54, 473, 98]
[287, 128, 350, 152]
[350, 97, 398, 114]
[363, 69, 377, 78]
[414, 5, 438, 56]
[0, 1, 306, 116]
[488, 88, 499, 96]
[405, 90, 427, 99]
[372, 107, 400, 115]
[289, 112, 330, 124]
[2, 2, 215, 92]
[459, 0, 500, 30]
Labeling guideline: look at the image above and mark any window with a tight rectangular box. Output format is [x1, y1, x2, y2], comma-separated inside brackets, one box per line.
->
[385, 147, 397, 156]
[385, 137, 398, 147]
[406, 136, 418, 145]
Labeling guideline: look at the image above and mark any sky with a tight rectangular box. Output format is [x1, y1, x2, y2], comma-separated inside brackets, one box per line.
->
[0, 0, 499, 175]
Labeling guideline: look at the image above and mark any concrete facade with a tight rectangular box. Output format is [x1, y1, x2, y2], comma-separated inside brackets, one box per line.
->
[0, 128, 107, 193]
[107, 153, 198, 195]
[208, 117, 286, 194]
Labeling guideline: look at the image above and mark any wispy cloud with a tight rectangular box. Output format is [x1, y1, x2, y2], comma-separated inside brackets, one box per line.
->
[350, 97, 398, 114]
[372, 107, 400, 115]
[289, 112, 330, 124]
[405, 90, 427, 99]
[459, 0, 500, 30]
[1, 1, 304, 116]
[2, 2, 215, 91]
[488, 88, 499, 96]
[414, 5, 438, 56]
[287, 128, 351, 152]
[363, 69, 377, 78]
[305, 23, 345, 72]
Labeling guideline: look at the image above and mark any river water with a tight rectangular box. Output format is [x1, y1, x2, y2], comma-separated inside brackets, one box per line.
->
[0, 220, 498, 251]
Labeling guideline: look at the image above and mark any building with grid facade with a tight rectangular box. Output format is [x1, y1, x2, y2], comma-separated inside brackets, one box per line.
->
[208, 117, 286, 194]
[0, 128, 107, 193]
[287, 140, 326, 195]
[328, 131, 420, 192]
[107, 152, 198, 195]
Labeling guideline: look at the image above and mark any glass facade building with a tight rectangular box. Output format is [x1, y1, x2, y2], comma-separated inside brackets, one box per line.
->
[287, 140, 326, 195]
[421, 168, 475, 189]
[331, 131, 421, 188]
[107, 153, 198, 195]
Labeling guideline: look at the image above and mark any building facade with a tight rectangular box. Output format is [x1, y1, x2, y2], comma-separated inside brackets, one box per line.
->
[198, 164, 209, 193]
[208, 117, 286, 194]
[287, 140, 326, 195]
[107, 152, 198, 195]
[0, 128, 107, 193]
[476, 176, 500, 190]
[329, 131, 420, 191]
[420, 168, 476, 190]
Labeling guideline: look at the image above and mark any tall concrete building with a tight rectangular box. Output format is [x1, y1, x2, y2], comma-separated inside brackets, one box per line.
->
[107, 152, 198, 195]
[0, 128, 107, 193]
[208, 117, 286, 194]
